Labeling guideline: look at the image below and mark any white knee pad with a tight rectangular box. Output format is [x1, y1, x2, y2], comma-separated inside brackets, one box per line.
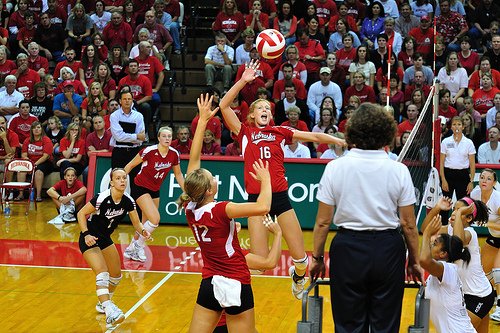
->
[96, 272, 110, 287]
[292, 255, 309, 272]
[493, 268, 500, 285]
[486, 271, 494, 284]
[109, 275, 122, 287]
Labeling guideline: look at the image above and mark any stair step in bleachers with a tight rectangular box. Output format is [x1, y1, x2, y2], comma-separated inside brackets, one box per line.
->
[159, 104, 198, 123]
[160, 85, 206, 104]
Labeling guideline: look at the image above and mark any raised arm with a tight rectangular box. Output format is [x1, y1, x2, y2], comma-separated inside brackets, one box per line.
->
[219, 60, 259, 135]
[293, 130, 346, 145]
[244, 215, 282, 270]
[421, 197, 452, 233]
[419, 215, 444, 280]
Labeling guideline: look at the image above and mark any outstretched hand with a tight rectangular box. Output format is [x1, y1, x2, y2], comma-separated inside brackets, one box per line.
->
[437, 197, 453, 211]
[197, 93, 219, 122]
[242, 59, 260, 83]
[424, 215, 442, 236]
[262, 214, 281, 235]
[248, 159, 270, 182]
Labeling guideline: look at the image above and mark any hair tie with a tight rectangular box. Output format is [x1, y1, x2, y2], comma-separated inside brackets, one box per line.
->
[461, 197, 477, 219]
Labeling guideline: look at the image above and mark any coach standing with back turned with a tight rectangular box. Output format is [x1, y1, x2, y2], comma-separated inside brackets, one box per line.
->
[310, 103, 424, 332]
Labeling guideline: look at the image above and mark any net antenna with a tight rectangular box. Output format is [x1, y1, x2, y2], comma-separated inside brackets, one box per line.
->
[397, 80, 439, 222]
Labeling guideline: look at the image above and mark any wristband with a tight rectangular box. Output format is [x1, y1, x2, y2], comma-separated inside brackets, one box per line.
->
[141, 228, 146, 235]
[58, 195, 61, 200]
[81, 230, 91, 237]
[312, 255, 324, 262]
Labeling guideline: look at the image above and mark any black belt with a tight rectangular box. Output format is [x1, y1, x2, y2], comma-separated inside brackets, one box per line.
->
[114, 146, 141, 151]
[337, 227, 400, 235]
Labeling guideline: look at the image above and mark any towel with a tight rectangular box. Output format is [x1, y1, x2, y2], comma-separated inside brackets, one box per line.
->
[425, 167, 442, 209]
[211, 275, 241, 308]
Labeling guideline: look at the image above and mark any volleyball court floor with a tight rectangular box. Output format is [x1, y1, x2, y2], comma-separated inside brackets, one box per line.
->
[1, 201, 498, 332]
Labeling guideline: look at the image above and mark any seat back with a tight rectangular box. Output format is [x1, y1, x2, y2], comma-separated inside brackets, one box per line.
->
[179, 1, 184, 26]
[6, 159, 35, 173]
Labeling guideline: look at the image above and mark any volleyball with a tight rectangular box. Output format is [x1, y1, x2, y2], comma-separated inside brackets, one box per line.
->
[256, 29, 285, 59]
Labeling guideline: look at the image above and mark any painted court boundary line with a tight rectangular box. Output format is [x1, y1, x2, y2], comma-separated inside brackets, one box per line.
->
[106, 272, 175, 333]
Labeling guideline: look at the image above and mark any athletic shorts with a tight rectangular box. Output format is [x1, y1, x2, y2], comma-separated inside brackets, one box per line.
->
[486, 235, 500, 249]
[196, 277, 254, 315]
[247, 191, 292, 217]
[78, 230, 114, 254]
[464, 287, 496, 319]
[131, 183, 160, 200]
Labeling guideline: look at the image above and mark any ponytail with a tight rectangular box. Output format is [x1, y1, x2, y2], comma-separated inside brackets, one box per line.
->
[175, 168, 212, 211]
[439, 233, 471, 266]
[459, 247, 471, 265]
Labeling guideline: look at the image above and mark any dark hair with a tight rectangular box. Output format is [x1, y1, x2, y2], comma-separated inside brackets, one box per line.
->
[63, 167, 77, 176]
[345, 103, 396, 150]
[110, 167, 126, 180]
[382, 51, 399, 76]
[457, 198, 489, 226]
[377, 33, 388, 42]
[481, 168, 498, 181]
[128, 59, 139, 66]
[320, 96, 337, 118]
[323, 124, 337, 134]
[335, 17, 350, 32]
[352, 45, 370, 64]
[439, 88, 451, 102]
[18, 99, 30, 108]
[282, 62, 294, 71]
[437, 233, 471, 265]
[284, 81, 296, 89]
[366, 1, 385, 19]
[277, 0, 293, 21]
[119, 88, 133, 100]
[402, 36, 416, 53]
[412, 52, 424, 61]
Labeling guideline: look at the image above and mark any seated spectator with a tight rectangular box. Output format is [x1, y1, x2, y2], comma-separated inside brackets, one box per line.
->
[460, 96, 482, 131]
[45, 116, 65, 157]
[404, 70, 431, 105]
[374, 17, 402, 56]
[46, 0, 68, 27]
[392, 130, 410, 156]
[47, 167, 87, 217]
[0, 115, 20, 186]
[283, 138, 311, 158]
[246, 0, 269, 34]
[457, 36, 479, 76]
[349, 46, 376, 87]
[90, 1, 112, 34]
[273, 0, 297, 46]
[376, 51, 403, 91]
[225, 94, 249, 124]
[295, 29, 326, 86]
[16, 10, 36, 55]
[327, 2, 358, 35]
[320, 132, 347, 159]
[66, 3, 93, 57]
[435, 0, 468, 52]
[204, 32, 235, 94]
[397, 104, 419, 145]
[91, 63, 117, 100]
[274, 82, 309, 126]
[153, 0, 179, 55]
[472, 72, 500, 116]
[79, 44, 102, 90]
[18, 121, 54, 201]
[103, 11, 134, 55]
[53, 80, 84, 129]
[0, 75, 24, 121]
[437, 52, 468, 111]
[370, 32, 388, 69]
[281, 106, 309, 131]
[484, 34, 500, 71]
[103, 98, 120, 130]
[10, 53, 41, 99]
[106, 45, 128, 83]
[395, 2, 419, 38]
[272, 63, 306, 102]
[225, 139, 242, 156]
[256, 87, 276, 121]
[162, 0, 182, 54]
[327, 18, 360, 53]
[26, 42, 49, 79]
[235, 28, 255, 65]
[82, 115, 112, 182]
[398, 36, 416, 70]
[122, 0, 139, 32]
[129, 28, 161, 60]
[461, 112, 482, 149]
[360, 1, 385, 49]
[478, 126, 500, 164]
[213, 0, 246, 48]
[90, 32, 109, 62]
[71, 115, 87, 141]
[44, 75, 57, 100]
[486, 92, 500, 130]
[410, 0, 433, 19]
[432, 34, 448, 74]
[234, 47, 273, 104]
[408, 15, 435, 56]
[8, 99, 38, 146]
[334, 33, 356, 73]
[438, 88, 458, 124]
[0, 46, 17, 84]
[379, 80, 404, 120]
[54, 47, 82, 80]
[191, 88, 222, 146]
[56, 122, 85, 179]
[8, 0, 30, 51]
[402, 52, 434, 86]
[312, 106, 336, 133]
[316, 124, 337, 157]
[322, 52, 346, 93]
[468, 56, 500, 97]
[171, 125, 192, 155]
[297, 3, 322, 29]
[29, 82, 53, 126]
[277, 45, 308, 85]
[81, 82, 109, 131]
[344, 71, 376, 107]
[468, 0, 500, 51]
[201, 129, 222, 156]
[55, 66, 86, 96]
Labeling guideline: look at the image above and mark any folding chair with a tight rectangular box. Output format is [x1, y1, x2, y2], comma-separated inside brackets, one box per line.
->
[0, 159, 36, 215]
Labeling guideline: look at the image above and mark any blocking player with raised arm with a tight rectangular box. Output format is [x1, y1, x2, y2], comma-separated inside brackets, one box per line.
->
[178, 94, 272, 333]
[77, 168, 151, 329]
[123, 126, 185, 262]
[218, 59, 345, 299]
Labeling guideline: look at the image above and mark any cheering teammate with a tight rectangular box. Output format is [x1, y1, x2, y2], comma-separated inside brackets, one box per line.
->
[178, 94, 271, 332]
[123, 126, 185, 262]
[219, 60, 345, 299]
[77, 168, 151, 329]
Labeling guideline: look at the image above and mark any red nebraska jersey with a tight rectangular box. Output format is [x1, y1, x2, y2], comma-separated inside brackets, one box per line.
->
[134, 145, 180, 191]
[236, 124, 295, 194]
[22, 136, 53, 163]
[185, 201, 250, 284]
[8, 114, 38, 144]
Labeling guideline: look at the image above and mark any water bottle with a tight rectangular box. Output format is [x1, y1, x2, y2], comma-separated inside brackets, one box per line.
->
[4, 202, 11, 218]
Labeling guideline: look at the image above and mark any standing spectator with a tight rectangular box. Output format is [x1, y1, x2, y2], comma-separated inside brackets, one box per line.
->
[54, 47, 82, 81]
[484, 35, 500, 71]
[171, 125, 192, 155]
[274, 82, 309, 126]
[360, 1, 385, 49]
[472, 72, 500, 116]
[235, 28, 255, 65]
[90, 1, 112, 34]
[213, 0, 246, 48]
[53, 80, 83, 129]
[277, 45, 308, 85]
[118, 59, 153, 138]
[11, 53, 40, 99]
[7, 99, 38, 146]
[65, 3, 93, 57]
[29, 82, 53, 126]
[204, 32, 234, 94]
[437, 52, 469, 111]
[310, 103, 422, 333]
[109, 90, 145, 180]
[103, 11, 134, 55]
[478, 126, 500, 164]
[295, 29, 325, 87]
[134, 10, 173, 68]
[395, 2, 420, 38]
[344, 71, 376, 106]
[435, 0, 468, 52]
[0, 75, 24, 121]
[458, 36, 480, 76]
[307, 67, 342, 123]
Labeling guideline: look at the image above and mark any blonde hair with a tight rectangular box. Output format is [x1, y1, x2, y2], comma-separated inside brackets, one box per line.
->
[157, 126, 173, 138]
[176, 168, 212, 207]
[248, 98, 271, 124]
[65, 122, 81, 141]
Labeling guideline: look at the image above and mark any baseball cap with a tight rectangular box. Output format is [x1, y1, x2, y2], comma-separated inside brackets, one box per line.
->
[421, 15, 430, 22]
[320, 67, 331, 75]
[62, 80, 74, 88]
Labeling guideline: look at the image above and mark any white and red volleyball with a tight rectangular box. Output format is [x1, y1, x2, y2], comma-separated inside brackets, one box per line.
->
[256, 29, 285, 59]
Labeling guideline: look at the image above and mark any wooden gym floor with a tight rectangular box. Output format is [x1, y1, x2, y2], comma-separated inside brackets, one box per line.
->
[1, 201, 499, 332]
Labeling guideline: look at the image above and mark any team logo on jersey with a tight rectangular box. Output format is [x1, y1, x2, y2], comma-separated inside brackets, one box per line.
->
[154, 161, 172, 170]
[105, 208, 125, 219]
[251, 132, 276, 144]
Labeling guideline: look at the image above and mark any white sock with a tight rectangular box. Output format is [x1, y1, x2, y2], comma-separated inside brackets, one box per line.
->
[137, 220, 157, 247]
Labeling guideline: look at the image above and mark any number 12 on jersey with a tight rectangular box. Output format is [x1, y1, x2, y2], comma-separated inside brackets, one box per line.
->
[259, 146, 271, 159]
[192, 224, 211, 243]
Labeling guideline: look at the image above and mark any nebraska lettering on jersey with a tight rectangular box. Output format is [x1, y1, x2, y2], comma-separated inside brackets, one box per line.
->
[89, 189, 136, 235]
[104, 208, 125, 220]
[154, 161, 172, 170]
[250, 131, 276, 144]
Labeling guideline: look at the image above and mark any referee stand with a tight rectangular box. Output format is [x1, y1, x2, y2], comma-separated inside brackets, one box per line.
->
[297, 280, 430, 333]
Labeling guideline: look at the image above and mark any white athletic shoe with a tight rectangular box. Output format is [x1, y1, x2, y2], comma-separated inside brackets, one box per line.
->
[105, 302, 125, 328]
[123, 241, 137, 260]
[96, 301, 105, 314]
[289, 266, 307, 300]
[491, 306, 500, 322]
[134, 243, 147, 262]
[123, 241, 147, 262]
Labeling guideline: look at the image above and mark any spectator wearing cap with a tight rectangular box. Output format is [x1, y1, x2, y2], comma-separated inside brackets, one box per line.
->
[395, 2, 420, 38]
[10, 53, 41, 99]
[53, 80, 83, 129]
[408, 15, 435, 57]
[307, 66, 342, 124]
[0, 75, 24, 121]
[435, 0, 468, 52]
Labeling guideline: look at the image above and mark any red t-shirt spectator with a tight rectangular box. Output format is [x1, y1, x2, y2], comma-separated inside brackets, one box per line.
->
[335, 47, 356, 72]
[22, 136, 53, 163]
[10, 68, 41, 99]
[27, 55, 49, 73]
[472, 87, 500, 115]
[314, 0, 338, 23]
[52, 178, 85, 196]
[102, 21, 133, 51]
[118, 74, 153, 101]
[468, 70, 500, 91]
[344, 85, 376, 106]
[408, 27, 434, 56]
[281, 120, 309, 132]
[295, 39, 326, 75]
[0, 129, 20, 157]
[235, 62, 274, 105]
[272, 78, 307, 101]
[135, 56, 165, 87]
[59, 136, 86, 165]
[213, 12, 246, 42]
[54, 60, 82, 80]
[8, 113, 38, 144]
[191, 115, 222, 140]
[17, 26, 36, 48]
[171, 138, 192, 155]
[458, 51, 480, 76]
